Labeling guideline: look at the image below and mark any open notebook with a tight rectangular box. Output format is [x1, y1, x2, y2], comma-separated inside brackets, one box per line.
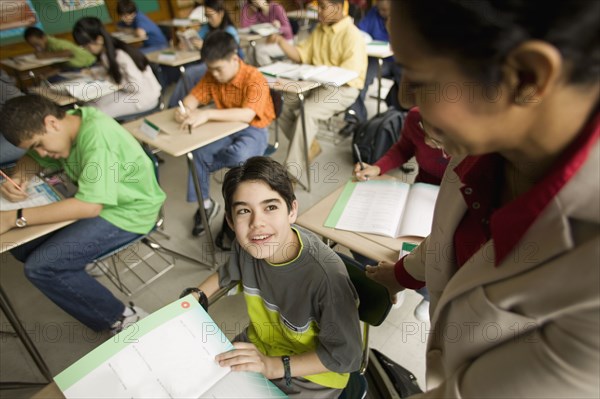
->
[49, 77, 117, 101]
[325, 179, 440, 239]
[54, 296, 286, 398]
[0, 169, 77, 211]
[259, 61, 359, 86]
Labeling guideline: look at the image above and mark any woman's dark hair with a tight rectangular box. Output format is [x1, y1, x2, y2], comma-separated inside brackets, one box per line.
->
[0, 95, 66, 146]
[205, 0, 234, 31]
[201, 30, 238, 62]
[397, 0, 600, 84]
[73, 17, 149, 84]
[116, 0, 137, 15]
[222, 157, 296, 222]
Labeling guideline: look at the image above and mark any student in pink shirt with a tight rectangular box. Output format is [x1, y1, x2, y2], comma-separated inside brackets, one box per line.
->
[240, 0, 293, 65]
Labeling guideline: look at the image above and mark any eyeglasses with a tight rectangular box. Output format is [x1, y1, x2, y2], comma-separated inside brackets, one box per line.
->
[418, 120, 449, 159]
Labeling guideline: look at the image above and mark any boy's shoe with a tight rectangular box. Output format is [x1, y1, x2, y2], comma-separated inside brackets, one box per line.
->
[414, 298, 430, 322]
[192, 199, 221, 237]
[110, 302, 149, 335]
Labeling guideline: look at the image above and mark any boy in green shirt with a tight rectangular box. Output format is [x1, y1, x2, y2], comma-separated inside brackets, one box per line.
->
[0, 95, 166, 334]
[24, 26, 96, 69]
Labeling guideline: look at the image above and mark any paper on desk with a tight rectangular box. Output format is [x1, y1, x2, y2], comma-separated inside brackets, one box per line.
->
[55, 296, 286, 398]
[0, 178, 61, 211]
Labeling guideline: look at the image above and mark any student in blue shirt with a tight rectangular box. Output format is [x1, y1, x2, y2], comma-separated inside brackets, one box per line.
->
[338, 0, 401, 137]
[117, 0, 168, 54]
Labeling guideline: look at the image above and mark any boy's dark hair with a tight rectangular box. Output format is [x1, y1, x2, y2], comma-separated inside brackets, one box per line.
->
[116, 0, 137, 15]
[24, 26, 45, 40]
[397, 0, 600, 85]
[0, 95, 65, 146]
[73, 17, 148, 84]
[201, 30, 238, 63]
[222, 157, 296, 222]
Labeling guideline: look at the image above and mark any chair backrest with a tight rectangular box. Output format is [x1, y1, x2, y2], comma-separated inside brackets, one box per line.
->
[336, 252, 392, 327]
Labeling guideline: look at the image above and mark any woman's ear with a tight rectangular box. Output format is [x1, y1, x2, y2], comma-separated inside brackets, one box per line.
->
[503, 40, 563, 106]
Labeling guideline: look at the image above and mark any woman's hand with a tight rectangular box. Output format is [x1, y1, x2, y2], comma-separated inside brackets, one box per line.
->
[272, 20, 281, 29]
[215, 342, 282, 379]
[366, 260, 406, 303]
[353, 163, 380, 181]
[0, 176, 29, 202]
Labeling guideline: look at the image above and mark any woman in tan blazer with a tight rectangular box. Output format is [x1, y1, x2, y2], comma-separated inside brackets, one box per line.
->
[368, 1, 600, 397]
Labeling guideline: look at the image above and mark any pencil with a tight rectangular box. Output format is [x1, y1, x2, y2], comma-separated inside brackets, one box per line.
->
[353, 144, 365, 170]
[0, 170, 27, 195]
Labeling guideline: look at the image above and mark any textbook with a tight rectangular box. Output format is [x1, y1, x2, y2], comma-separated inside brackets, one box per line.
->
[249, 22, 280, 36]
[259, 61, 359, 86]
[176, 28, 199, 51]
[0, 169, 77, 211]
[324, 179, 440, 239]
[54, 295, 286, 398]
[49, 77, 117, 101]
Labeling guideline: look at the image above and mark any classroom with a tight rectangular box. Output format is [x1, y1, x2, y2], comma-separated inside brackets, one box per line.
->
[0, 1, 598, 398]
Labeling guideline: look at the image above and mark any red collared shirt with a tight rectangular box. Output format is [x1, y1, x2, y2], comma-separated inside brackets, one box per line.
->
[395, 111, 600, 289]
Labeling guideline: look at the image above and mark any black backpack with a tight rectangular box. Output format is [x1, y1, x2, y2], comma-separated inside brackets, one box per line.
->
[352, 108, 405, 164]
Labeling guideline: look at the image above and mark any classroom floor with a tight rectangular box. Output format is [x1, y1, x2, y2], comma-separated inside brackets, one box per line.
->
[0, 80, 428, 398]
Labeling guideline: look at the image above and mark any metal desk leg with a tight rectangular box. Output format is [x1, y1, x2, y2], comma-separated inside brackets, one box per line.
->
[179, 65, 189, 94]
[0, 285, 51, 388]
[294, 92, 311, 193]
[376, 58, 384, 115]
[186, 152, 218, 269]
[250, 40, 258, 67]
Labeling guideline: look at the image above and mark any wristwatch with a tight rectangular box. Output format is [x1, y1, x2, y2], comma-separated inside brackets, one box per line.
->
[15, 208, 27, 228]
[179, 287, 208, 310]
[281, 355, 292, 387]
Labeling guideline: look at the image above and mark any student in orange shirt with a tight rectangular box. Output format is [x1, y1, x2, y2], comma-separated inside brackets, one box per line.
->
[175, 31, 275, 236]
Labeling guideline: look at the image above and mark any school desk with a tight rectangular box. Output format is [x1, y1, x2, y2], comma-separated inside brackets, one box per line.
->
[27, 85, 78, 107]
[238, 30, 263, 67]
[1, 54, 71, 90]
[145, 48, 201, 93]
[122, 108, 248, 269]
[366, 42, 395, 114]
[111, 30, 146, 46]
[296, 182, 421, 264]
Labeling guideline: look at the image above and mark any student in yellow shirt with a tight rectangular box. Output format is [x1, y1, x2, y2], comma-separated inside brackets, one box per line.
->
[268, 0, 367, 184]
[23, 27, 96, 69]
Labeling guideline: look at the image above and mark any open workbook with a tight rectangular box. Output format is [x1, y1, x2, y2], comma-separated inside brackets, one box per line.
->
[259, 61, 359, 86]
[54, 295, 286, 398]
[324, 179, 440, 239]
[0, 169, 77, 211]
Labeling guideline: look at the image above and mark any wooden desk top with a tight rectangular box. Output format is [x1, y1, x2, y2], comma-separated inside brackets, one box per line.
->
[268, 77, 320, 94]
[287, 9, 319, 20]
[111, 31, 146, 45]
[366, 42, 394, 59]
[1, 54, 71, 72]
[28, 85, 77, 106]
[296, 184, 420, 264]
[157, 19, 201, 28]
[145, 49, 201, 67]
[0, 221, 74, 254]
[122, 108, 248, 157]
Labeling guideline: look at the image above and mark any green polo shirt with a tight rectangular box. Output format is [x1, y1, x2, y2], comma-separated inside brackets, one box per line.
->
[31, 107, 166, 234]
[47, 36, 96, 68]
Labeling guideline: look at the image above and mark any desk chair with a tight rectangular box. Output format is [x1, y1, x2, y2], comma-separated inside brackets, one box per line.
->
[336, 252, 393, 399]
[91, 145, 175, 296]
[264, 88, 284, 156]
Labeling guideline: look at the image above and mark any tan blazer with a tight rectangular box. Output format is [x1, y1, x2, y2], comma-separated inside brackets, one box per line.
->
[404, 142, 600, 397]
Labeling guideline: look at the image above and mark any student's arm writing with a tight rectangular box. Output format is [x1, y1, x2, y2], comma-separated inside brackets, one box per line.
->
[215, 344, 330, 379]
[175, 94, 200, 122]
[269, 35, 301, 63]
[353, 162, 381, 181]
[0, 198, 102, 234]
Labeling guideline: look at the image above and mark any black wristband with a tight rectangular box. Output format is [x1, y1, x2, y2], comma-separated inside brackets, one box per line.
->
[179, 287, 208, 310]
[281, 355, 291, 387]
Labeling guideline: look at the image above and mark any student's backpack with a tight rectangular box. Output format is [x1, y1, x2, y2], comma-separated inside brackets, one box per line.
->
[352, 108, 405, 164]
[367, 348, 423, 398]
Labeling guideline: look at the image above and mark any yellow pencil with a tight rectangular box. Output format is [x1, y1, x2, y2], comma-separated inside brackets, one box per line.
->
[0, 170, 27, 195]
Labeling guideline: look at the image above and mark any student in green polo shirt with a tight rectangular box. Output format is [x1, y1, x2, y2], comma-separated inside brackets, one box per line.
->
[24, 26, 96, 69]
[0, 95, 166, 335]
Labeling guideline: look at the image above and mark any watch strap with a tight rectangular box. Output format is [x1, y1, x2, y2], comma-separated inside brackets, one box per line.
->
[179, 287, 208, 310]
[281, 355, 291, 387]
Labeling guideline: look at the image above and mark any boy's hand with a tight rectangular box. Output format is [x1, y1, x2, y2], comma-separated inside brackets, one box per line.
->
[0, 211, 17, 234]
[0, 177, 29, 202]
[267, 34, 281, 45]
[365, 260, 406, 303]
[181, 109, 210, 129]
[216, 342, 283, 379]
[353, 163, 380, 181]
[174, 105, 190, 123]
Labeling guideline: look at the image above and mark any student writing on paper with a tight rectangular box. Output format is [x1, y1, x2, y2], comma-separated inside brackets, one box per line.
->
[175, 31, 274, 237]
[240, 0, 293, 66]
[0, 95, 166, 335]
[167, 0, 243, 108]
[72, 17, 162, 119]
[367, 1, 600, 397]
[116, 0, 169, 54]
[186, 157, 362, 398]
[352, 106, 449, 321]
[23, 26, 96, 70]
[338, 0, 401, 138]
[266, 0, 367, 178]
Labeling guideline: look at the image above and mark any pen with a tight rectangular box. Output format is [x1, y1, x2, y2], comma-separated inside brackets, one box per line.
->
[178, 100, 192, 134]
[0, 170, 27, 195]
[353, 143, 365, 171]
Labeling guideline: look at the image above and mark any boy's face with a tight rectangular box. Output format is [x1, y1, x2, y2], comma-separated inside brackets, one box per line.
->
[206, 55, 239, 83]
[18, 117, 72, 159]
[26, 35, 47, 52]
[120, 12, 136, 25]
[228, 180, 299, 264]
